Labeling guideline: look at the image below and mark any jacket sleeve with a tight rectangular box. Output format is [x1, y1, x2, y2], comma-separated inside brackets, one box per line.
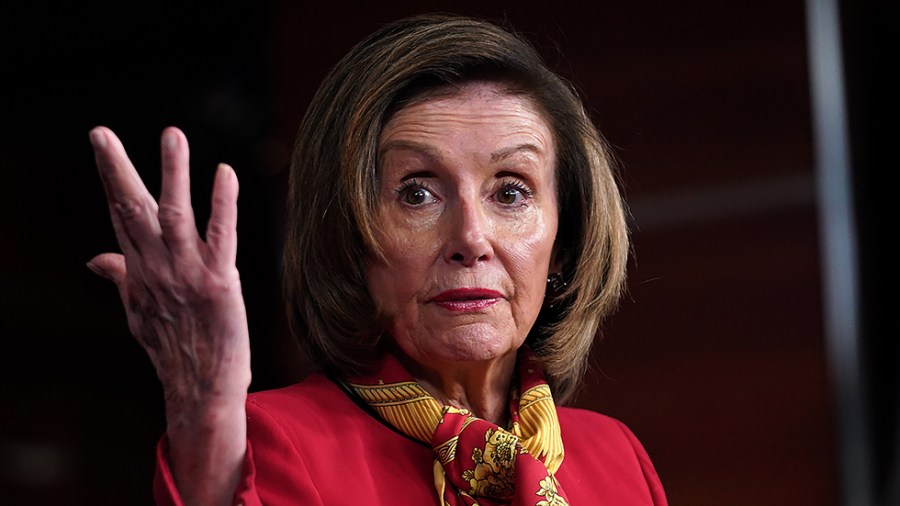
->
[152, 399, 324, 506]
[153, 436, 261, 506]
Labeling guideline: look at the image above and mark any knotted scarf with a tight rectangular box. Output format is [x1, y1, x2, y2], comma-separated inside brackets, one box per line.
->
[345, 350, 570, 505]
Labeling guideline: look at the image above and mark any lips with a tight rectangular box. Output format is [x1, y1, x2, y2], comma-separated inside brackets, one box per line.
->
[428, 288, 503, 312]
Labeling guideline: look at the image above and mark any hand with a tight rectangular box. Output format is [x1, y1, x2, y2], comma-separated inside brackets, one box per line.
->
[87, 126, 249, 504]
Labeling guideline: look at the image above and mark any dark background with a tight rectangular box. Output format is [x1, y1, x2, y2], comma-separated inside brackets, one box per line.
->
[1, 1, 890, 504]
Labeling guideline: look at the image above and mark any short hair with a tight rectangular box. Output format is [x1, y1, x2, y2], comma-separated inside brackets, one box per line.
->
[283, 13, 628, 404]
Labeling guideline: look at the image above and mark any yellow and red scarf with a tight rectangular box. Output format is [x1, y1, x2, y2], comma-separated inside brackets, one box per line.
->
[345, 351, 570, 505]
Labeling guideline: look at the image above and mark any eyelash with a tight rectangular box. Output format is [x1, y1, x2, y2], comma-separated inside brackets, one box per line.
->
[393, 178, 534, 206]
[395, 179, 437, 205]
[496, 179, 534, 201]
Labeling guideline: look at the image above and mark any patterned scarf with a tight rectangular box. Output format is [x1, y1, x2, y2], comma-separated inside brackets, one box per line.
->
[345, 350, 570, 505]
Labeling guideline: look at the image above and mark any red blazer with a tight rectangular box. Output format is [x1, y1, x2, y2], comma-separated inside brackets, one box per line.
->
[154, 373, 667, 505]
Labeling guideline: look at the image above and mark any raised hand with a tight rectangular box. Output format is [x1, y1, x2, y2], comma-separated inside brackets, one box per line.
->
[88, 126, 249, 505]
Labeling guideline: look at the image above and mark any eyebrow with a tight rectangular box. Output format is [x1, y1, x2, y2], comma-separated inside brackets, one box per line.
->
[379, 140, 443, 163]
[380, 140, 545, 164]
[490, 143, 545, 163]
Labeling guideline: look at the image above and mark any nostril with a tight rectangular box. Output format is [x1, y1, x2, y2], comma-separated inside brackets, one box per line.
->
[451, 252, 464, 262]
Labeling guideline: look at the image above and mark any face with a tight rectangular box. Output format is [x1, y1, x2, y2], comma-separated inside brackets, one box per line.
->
[367, 82, 559, 371]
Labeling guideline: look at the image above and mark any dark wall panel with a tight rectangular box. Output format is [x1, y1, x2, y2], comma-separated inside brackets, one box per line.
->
[1, 1, 855, 504]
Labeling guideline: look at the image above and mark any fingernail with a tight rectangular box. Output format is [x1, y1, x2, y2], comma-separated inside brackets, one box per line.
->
[162, 130, 177, 152]
[89, 128, 106, 148]
[86, 260, 111, 281]
[215, 163, 234, 183]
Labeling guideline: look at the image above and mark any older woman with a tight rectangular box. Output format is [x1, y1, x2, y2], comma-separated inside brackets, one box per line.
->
[88, 14, 666, 506]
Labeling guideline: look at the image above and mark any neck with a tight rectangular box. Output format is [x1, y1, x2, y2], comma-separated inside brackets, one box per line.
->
[394, 347, 519, 426]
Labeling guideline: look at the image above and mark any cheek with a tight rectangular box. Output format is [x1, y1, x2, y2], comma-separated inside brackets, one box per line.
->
[507, 247, 552, 305]
[366, 227, 436, 313]
[506, 206, 558, 262]
[498, 211, 558, 305]
[379, 208, 441, 259]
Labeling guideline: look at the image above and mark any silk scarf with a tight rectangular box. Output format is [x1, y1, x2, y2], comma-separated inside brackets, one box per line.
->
[345, 350, 570, 505]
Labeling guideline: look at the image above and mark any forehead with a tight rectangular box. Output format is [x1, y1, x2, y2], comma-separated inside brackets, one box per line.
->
[379, 82, 554, 154]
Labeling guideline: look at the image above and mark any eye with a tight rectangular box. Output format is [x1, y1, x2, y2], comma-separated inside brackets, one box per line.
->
[494, 181, 532, 206]
[396, 180, 438, 206]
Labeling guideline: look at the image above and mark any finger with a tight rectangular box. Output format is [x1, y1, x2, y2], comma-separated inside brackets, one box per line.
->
[87, 253, 128, 286]
[206, 163, 239, 269]
[158, 127, 200, 257]
[89, 127, 165, 260]
[90, 127, 158, 215]
[89, 127, 144, 258]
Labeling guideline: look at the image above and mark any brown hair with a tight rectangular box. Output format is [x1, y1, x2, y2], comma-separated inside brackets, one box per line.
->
[283, 14, 628, 404]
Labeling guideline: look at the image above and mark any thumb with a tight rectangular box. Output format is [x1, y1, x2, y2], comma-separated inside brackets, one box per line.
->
[87, 253, 127, 285]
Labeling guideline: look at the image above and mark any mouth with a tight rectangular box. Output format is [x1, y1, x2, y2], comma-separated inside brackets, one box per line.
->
[428, 288, 503, 312]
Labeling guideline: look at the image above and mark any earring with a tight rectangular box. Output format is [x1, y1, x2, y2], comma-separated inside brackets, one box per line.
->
[547, 272, 567, 293]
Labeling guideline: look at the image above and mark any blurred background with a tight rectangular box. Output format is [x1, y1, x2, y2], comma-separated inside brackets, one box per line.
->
[1, 0, 890, 504]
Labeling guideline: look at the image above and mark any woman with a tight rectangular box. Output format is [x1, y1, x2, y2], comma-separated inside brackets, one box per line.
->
[88, 14, 667, 505]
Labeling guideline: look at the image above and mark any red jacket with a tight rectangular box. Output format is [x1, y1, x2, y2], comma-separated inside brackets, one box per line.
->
[154, 373, 667, 505]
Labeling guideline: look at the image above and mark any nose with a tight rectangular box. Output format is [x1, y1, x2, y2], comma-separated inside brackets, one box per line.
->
[443, 199, 494, 266]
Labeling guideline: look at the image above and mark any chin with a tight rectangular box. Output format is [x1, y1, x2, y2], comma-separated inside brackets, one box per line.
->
[425, 331, 522, 364]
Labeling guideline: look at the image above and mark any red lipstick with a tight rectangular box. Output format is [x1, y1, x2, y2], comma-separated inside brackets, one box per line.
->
[428, 288, 503, 312]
